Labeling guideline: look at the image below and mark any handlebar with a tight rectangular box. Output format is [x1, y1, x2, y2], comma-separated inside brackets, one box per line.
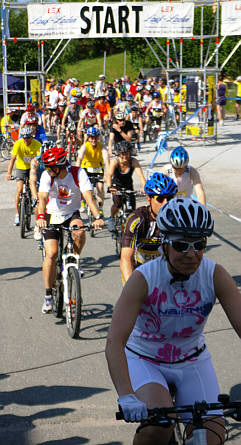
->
[45, 224, 92, 232]
[116, 394, 241, 423]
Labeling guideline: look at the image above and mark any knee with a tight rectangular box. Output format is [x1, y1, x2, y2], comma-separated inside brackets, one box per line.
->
[134, 426, 170, 445]
[45, 249, 58, 262]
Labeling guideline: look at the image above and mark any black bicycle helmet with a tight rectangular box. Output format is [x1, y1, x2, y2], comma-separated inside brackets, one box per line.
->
[116, 141, 132, 154]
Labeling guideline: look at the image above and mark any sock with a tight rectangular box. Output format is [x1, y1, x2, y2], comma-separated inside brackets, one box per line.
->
[45, 288, 52, 296]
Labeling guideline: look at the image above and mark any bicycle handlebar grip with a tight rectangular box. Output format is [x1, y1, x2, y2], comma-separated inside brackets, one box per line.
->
[116, 410, 124, 420]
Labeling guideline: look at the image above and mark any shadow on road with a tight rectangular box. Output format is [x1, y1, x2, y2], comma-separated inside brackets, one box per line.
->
[39, 438, 89, 445]
[0, 266, 41, 280]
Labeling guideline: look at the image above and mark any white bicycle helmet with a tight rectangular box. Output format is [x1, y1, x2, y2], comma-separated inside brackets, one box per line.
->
[20, 126, 33, 138]
[157, 198, 214, 238]
[115, 111, 125, 120]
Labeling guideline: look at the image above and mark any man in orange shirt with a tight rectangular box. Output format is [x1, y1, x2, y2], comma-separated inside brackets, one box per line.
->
[94, 93, 111, 130]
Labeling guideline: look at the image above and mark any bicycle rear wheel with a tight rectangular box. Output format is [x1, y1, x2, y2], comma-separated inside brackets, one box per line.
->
[20, 197, 26, 238]
[66, 266, 82, 338]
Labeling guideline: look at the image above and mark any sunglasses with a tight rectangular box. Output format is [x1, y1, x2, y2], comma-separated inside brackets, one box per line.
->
[116, 119, 125, 122]
[168, 239, 207, 253]
[151, 195, 174, 203]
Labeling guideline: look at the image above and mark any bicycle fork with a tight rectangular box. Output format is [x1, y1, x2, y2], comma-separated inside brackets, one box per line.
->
[62, 253, 81, 306]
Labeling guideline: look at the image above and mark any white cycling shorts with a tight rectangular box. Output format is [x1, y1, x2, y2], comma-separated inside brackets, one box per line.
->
[126, 347, 223, 419]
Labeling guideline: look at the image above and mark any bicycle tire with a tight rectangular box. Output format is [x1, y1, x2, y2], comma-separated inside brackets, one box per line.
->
[26, 197, 32, 231]
[66, 266, 82, 338]
[53, 281, 64, 318]
[0, 139, 13, 160]
[68, 139, 73, 163]
[115, 216, 122, 258]
[87, 205, 95, 237]
[20, 196, 26, 238]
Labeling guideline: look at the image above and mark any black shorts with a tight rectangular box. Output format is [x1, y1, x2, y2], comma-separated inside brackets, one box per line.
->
[236, 96, 241, 104]
[15, 168, 30, 182]
[113, 193, 136, 210]
[42, 211, 82, 241]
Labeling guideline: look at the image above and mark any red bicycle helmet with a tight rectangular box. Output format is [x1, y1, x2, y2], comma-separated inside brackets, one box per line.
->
[41, 146, 67, 167]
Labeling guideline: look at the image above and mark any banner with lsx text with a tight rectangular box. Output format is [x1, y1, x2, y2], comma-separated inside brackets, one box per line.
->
[27, 2, 194, 39]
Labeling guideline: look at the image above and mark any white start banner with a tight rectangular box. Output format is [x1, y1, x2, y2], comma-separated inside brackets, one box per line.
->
[221, 1, 241, 36]
[27, 2, 194, 39]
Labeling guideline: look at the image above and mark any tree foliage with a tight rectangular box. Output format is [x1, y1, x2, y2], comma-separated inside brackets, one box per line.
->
[0, 5, 240, 79]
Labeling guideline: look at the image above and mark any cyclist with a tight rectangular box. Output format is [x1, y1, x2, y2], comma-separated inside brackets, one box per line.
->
[5, 126, 41, 225]
[108, 112, 133, 157]
[37, 146, 104, 314]
[61, 97, 80, 143]
[161, 146, 206, 206]
[25, 115, 48, 145]
[120, 172, 177, 283]
[76, 127, 109, 215]
[94, 94, 111, 130]
[55, 100, 67, 143]
[29, 141, 55, 241]
[20, 104, 41, 130]
[106, 141, 146, 232]
[77, 100, 102, 142]
[145, 91, 167, 133]
[106, 197, 241, 445]
[126, 105, 143, 151]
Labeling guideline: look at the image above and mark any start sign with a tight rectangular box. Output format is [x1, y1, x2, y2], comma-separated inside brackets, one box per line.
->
[27, 2, 195, 39]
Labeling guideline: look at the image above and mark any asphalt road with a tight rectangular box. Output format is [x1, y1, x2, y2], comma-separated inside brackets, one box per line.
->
[0, 118, 241, 444]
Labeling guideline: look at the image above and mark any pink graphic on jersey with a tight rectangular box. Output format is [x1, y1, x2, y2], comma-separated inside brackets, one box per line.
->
[173, 289, 204, 325]
[139, 287, 167, 334]
[155, 343, 182, 363]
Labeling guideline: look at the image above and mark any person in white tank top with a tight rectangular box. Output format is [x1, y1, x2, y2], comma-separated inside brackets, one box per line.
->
[106, 198, 241, 445]
[161, 146, 206, 206]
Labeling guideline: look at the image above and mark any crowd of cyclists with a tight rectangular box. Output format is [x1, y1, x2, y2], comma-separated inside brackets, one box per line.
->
[3, 73, 241, 444]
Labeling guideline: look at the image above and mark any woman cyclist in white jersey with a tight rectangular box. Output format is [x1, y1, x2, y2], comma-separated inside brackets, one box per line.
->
[161, 146, 206, 206]
[106, 197, 241, 445]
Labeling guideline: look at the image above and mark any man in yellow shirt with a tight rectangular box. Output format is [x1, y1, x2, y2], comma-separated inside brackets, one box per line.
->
[234, 75, 241, 120]
[76, 126, 109, 215]
[0, 108, 18, 137]
[6, 126, 41, 225]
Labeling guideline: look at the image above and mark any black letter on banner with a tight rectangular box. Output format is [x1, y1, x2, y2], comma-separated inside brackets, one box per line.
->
[80, 6, 91, 34]
[93, 6, 104, 34]
[132, 6, 143, 33]
[119, 6, 129, 33]
[103, 7, 116, 34]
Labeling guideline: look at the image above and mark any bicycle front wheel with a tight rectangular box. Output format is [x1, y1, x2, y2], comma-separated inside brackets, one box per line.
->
[66, 266, 82, 339]
[20, 197, 26, 238]
[25, 197, 32, 230]
[0, 139, 13, 160]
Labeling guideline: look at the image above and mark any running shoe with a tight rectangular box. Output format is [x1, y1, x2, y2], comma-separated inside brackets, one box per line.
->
[42, 297, 53, 314]
[14, 214, 20, 226]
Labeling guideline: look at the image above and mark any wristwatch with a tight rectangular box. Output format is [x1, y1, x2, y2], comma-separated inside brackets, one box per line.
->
[95, 215, 103, 220]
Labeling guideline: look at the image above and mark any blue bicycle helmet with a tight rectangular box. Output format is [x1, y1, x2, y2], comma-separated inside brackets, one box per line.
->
[144, 172, 177, 196]
[127, 94, 134, 101]
[87, 127, 100, 137]
[170, 146, 189, 168]
[153, 91, 160, 98]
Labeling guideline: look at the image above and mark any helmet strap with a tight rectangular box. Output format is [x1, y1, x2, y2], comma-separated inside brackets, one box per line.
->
[150, 202, 157, 218]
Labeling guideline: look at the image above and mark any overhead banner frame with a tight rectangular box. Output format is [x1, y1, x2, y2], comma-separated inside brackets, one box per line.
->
[27, 2, 195, 39]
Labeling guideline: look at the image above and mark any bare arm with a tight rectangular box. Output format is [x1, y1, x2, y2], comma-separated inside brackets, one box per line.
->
[120, 247, 135, 284]
[214, 264, 241, 337]
[76, 144, 86, 167]
[82, 189, 104, 229]
[132, 158, 146, 191]
[29, 158, 39, 199]
[105, 271, 148, 396]
[108, 131, 115, 157]
[6, 155, 16, 180]
[37, 191, 49, 228]
[106, 158, 118, 188]
[190, 166, 206, 206]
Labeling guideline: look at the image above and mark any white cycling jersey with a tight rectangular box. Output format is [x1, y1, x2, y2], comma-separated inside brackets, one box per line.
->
[126, 256, 216, 363]
[164, 164, 193, 198]
[39, 165, 92, 216]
